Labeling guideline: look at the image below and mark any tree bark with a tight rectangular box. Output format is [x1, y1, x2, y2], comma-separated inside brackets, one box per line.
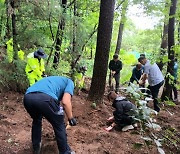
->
[47, 0, 54, 41]
[5, 0, 10, 39]
[161, 0, 177, 101]
[10, 0, 17, 60]
[52, 0, 67, 69]
[70, 0, 77, 71]
[157, 23, 168, 70]
[88, 0, 115, 102]
[115, 0, 128, 55]
[90, 46, 93, 59]
[178, 22, 180, 44]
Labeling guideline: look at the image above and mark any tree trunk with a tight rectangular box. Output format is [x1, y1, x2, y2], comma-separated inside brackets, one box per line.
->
[88, 0, 115, 102]
[70, 0, 77, 71]
[157, 23, 168, 70]
[157, 2, 170, 70]
[52, 0, 67, 69]
[90, 46, 93, 59]
[10, 0, 17, 60]
[5, 0, 10, 39]
[178, 22, 180, 44]
[161, 0, 177, 101]
[115, 0, 128, 55]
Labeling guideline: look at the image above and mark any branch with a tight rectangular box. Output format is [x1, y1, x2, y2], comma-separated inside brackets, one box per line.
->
[47, 0, 54, 41]
[67, 0, 76, 8]
[82, 24, 98, 52]
[72, 24, 98, 68]
[115, 0, 125, 10]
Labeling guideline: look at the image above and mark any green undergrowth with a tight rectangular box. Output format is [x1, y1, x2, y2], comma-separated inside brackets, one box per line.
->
[0, 59, 28, 93]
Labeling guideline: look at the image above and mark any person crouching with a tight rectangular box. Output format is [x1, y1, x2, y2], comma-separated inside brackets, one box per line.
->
[105, 91, 137, 132]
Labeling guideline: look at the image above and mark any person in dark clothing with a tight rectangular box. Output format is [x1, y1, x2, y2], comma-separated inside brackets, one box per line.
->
[170, 58, 178, 102]
[104, 91, 137, 132]
[109, 54, 122, 93]
[23, 76, 77, 154]
[140, 53, 146, 58]
[129, 63, 143, 84]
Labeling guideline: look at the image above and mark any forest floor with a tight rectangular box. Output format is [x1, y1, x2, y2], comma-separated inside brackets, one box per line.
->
[0, 90, 180, 154]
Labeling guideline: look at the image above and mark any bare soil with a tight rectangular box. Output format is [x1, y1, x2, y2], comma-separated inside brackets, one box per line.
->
[0, 91, 179, 154]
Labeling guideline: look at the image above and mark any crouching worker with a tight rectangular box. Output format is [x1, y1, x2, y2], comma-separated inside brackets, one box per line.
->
[105, 91, 137, 132]
[23, 76, 76, 154]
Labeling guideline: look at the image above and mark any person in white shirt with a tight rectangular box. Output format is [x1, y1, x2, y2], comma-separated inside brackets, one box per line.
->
[138, 57, 164, 112]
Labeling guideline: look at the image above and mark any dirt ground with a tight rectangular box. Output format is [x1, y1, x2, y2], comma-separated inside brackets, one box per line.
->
[0, 91, 179, 154]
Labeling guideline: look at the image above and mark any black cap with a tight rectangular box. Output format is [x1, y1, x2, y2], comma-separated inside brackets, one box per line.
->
[140, 53, 145, 58]
[113, 54, 119, 59]
[34, 48, 47, 58]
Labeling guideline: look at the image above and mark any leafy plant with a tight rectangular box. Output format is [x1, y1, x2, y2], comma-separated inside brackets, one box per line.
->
[125, 83, 165, 153]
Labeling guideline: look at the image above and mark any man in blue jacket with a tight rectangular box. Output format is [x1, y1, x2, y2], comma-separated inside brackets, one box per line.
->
[23, 76, 76, 154]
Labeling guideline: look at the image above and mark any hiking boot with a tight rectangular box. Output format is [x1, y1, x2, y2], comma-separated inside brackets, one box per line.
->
[122, 125, 134, 132]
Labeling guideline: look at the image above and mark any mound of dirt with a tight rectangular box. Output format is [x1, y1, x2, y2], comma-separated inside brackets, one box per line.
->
[0, 91, 179, 154]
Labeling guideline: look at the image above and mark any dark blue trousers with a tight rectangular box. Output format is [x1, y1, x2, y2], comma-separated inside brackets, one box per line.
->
[23, 92, 71, 154]
[148, 80, 164, 112]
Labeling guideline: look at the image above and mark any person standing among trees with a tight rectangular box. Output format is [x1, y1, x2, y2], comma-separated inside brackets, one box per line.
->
[171, 58, 178, 102]
[109, 54, 122, 93]
[25, 48, 47, 86]
[23, 76, 76, 154]
[138, 56, 164, 112]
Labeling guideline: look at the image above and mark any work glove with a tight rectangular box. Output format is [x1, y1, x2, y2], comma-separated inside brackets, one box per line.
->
[68, 118, 77, 126]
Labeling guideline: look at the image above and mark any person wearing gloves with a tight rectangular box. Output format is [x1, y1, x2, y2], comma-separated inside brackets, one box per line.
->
[25, 48, 47, 86]
[105, 91, 137, 132]
[23, 76, 77, 154]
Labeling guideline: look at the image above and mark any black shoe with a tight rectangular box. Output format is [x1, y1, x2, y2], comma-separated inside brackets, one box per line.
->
[33, 142, 41, 154]
[33, 148, 41, 154]
[154, 106, 160, 112]
[59, 150, 75, 154]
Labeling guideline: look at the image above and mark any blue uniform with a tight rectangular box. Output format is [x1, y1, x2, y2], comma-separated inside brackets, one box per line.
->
[26, 76, 74, 101]
[24, 76, 74, 153]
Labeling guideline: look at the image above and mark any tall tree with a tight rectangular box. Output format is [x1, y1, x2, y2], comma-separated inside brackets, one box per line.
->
[5, 0, 10, 38]
[115, 0, 128, 54]
[157, 23, 168, 70]
[178, 22, 180, 44]
[161, 0, 177, 100]
[53, 0, 67, 69]
[88, 0, 115, 102]
[157, 2, 170, 70]
[10, 0, 17, 60]
[70, 0, 77, 71]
